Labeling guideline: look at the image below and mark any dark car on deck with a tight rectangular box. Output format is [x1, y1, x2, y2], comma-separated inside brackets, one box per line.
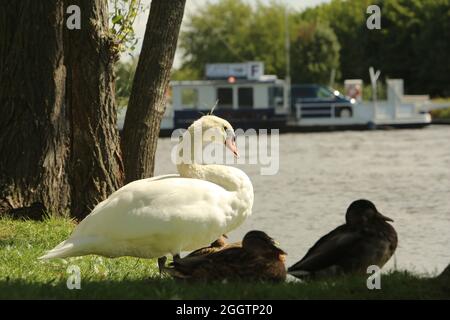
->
[291, 84, 356, 119]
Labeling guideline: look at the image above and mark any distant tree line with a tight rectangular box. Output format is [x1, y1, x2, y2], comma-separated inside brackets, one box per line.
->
[171, 0, 450, 97]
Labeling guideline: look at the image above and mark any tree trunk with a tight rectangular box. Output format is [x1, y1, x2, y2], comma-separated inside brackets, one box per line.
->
[64, 0, 124, 220]
[122, 0, 186, 183]
[0, 1, 70, 217]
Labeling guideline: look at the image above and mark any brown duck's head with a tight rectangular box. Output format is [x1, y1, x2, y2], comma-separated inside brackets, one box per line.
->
[346, 199, 394, 225]
[242, 230, 287, 257]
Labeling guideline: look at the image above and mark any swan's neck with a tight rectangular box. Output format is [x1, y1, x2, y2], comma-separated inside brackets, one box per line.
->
[177, 163, 243, 191]
[175, 129, 252, 193]
[176, 128, 254, 232]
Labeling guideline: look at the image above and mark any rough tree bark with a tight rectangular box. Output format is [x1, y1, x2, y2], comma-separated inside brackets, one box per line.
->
[0, 1, 70, 218]
[122, 0, 186, 183]
[0, 1, 123, 220]
[64, 0, 124, 220]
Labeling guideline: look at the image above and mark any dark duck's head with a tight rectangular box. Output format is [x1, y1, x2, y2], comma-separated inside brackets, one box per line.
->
[345, 199, 394, 226]
[242, 230, 286, 260]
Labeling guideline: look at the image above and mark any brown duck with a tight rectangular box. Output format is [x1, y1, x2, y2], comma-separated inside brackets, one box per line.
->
[288, 199, 398, 279]
[167, 230, 287, 282]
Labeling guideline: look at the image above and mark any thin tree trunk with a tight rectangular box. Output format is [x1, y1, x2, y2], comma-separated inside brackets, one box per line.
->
[122, 0, 186, 183]
[64, 0, 124, 220]
[0, 1, 70, 217]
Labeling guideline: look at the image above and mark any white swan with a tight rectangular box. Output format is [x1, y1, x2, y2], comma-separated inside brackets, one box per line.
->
[39, 115, 254, 272]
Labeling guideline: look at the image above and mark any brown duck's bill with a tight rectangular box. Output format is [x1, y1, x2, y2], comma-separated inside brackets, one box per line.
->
[378, 211, 394, 222]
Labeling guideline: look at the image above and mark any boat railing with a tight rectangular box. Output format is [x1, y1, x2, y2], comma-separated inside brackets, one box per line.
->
[295, 103, 341, 119]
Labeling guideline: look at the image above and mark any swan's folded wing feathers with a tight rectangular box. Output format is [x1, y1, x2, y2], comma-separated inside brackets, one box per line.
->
[72, 177, 234, 241]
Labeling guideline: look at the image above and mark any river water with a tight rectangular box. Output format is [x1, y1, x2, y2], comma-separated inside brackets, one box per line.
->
[154, 125, 450, 275]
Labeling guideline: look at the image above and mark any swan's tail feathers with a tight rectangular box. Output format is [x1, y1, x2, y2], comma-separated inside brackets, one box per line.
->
[38, 238, 85, 260]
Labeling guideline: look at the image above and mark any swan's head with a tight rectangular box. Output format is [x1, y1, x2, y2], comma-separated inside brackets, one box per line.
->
[188, 115, 239, 157]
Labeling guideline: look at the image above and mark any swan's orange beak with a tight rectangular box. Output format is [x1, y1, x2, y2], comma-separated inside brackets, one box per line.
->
[225, 137, 239, 158]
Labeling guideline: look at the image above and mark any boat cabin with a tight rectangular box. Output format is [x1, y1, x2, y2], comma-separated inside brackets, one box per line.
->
[170, 62, 288, 130]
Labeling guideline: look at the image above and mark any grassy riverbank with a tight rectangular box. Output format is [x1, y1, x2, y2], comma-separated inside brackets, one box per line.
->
[0, 217, 448, 299]
[431, 107, 450, 121]
[430, 98, 450, 123]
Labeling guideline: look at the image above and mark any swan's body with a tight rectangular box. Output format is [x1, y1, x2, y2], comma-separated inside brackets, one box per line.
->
[39, 116, 253, 262]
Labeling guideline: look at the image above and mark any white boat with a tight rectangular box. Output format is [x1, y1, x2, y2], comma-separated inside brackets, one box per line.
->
[117, 62, 431, 134]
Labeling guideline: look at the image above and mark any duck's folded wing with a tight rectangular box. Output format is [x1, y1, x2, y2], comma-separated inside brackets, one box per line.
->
[167, 253, 217, 278]
[288, 226, 362, 272]
[168, 247, 246, 278]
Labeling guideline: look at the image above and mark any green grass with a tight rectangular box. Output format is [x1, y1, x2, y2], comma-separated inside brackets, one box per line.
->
[430, 107, 450, 120]
[0, 217, 449, 299]
[431, 97, 450, 104]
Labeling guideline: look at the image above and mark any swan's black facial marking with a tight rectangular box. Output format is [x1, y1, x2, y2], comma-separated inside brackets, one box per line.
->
[225, 128, 236, 141]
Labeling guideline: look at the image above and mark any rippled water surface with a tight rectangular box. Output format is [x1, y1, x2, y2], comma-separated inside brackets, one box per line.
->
[154, 125, 450, 275]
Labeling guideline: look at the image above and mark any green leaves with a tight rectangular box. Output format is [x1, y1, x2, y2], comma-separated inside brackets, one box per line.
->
[111, 14, 124, 25]
[299, 0, 450, 96]
[291, 22, 341, 84]
[177, 0, 340, 84]
[115, 57, 138, 108]
[176, 0, 450, 96]
[109, 0, 143, 54]
[178, 0, 287, 79]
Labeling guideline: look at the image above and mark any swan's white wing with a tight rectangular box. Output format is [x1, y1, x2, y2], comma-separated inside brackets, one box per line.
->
[69, 176, 239, 255]
[77, 174, 181, 220]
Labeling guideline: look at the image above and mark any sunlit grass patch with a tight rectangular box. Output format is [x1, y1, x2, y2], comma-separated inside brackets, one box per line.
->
[0, 217, 449, 299]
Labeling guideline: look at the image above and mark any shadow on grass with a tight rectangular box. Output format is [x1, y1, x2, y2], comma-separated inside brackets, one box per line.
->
[1, 272, 449, 300]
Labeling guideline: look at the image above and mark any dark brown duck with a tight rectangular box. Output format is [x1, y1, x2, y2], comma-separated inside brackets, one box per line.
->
[288, 199, 398, 279]
[167, 230, 287, 282]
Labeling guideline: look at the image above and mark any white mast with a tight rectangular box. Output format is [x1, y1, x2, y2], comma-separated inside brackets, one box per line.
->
[283, 4, 291, 112]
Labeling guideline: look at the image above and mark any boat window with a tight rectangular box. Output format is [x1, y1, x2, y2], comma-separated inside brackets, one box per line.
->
[269, 86, 284, 107]
[238, 87, 253, 109]
[292, 86, 316, 99]
[181, 88, 198, 109]
[317, 87, 334, 99]
[217, 87, 233, 109]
